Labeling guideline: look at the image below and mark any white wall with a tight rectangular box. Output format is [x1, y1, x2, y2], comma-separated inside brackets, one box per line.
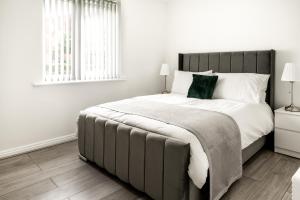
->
[165, 0, 300, 108]
[1, 0, 299, 153]
[0, 0, 167, 152]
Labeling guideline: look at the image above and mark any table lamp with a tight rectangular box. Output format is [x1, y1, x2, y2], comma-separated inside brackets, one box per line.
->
[160, 64, 170, 93]
[281, 63, 300, 112]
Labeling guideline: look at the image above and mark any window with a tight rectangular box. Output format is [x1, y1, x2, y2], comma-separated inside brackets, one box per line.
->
[43, 0, 120, 83]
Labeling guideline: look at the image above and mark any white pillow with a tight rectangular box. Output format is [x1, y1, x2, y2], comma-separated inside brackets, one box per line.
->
[171, 70, 213, 95]
[213, 73, 270, 104]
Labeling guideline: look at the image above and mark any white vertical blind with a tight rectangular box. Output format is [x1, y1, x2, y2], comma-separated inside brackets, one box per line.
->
[43, 0, 120, 82]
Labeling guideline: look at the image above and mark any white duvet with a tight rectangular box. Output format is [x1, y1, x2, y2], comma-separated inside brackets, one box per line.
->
[85, 93, 274, 189]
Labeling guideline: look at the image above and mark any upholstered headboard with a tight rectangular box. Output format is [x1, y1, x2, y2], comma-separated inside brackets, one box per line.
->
[178, 50, 275, 110]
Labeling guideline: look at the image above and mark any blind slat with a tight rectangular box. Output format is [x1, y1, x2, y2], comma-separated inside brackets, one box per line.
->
[80, 0, 85, 80]
[103, 1, 107, 79]
[54, 0, 59, 81]
[59, 0, 64, 81]
[65, 0, 70, 81]
[112, 3, 116, 79]
[96, 1, 101, 80]
[115, 1, 119, 78]
[100, 0, 105, 80]
[108, 2, 112, 79]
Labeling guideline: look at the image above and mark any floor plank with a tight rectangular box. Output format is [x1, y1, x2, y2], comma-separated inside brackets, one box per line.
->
[28, 141, 78, 170]
[243, 150, 281, 181]
[246, 156, 299, 200]
[100, 184, 152, 200]
[2, 179, 57, 200]
[51, 165, 107, 187]
[0, 159, 86, 196]
[31, 175, 109, 200]
[221, 176, 259, 200]
[100, 188, 138, 200]
[69, 180, 122, 200]
[0, 141, 299, 200]
[0, 154, 41, 183]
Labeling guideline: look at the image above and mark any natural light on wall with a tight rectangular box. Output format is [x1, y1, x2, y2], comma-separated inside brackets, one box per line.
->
[43, 0, 120, 83]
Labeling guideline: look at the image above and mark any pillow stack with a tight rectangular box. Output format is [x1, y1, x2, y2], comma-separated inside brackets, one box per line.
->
[171, 70, 270, 104]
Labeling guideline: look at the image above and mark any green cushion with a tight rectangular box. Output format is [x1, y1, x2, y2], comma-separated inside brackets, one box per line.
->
[187, 74, 218, 99]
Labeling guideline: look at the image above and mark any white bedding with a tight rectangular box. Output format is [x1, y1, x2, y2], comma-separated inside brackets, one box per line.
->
[84, 93, 274, 189]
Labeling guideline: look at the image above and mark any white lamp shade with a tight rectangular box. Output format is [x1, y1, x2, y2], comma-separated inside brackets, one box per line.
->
[160, 64, 170, 76]
[281, 63, 300, 82]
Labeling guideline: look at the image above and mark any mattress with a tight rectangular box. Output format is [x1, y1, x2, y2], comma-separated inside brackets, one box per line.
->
[84, 93, 274, 189]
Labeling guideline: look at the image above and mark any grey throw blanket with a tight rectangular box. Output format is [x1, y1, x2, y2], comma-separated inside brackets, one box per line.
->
[100, 99, 242, 200]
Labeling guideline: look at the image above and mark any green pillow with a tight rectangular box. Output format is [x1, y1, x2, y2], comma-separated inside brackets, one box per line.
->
[187, 74, 218, 99]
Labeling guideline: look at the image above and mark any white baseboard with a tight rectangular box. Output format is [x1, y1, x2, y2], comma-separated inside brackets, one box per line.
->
[0, 133, 78, 159]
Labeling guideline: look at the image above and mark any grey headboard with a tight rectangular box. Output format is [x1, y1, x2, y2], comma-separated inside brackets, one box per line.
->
[178, 50, 275, 110]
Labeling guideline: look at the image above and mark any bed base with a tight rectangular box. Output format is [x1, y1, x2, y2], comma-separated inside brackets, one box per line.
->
[78, 113, 266, 200]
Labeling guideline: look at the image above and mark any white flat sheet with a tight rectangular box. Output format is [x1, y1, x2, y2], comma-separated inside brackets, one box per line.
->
[84, 93, 274, 189]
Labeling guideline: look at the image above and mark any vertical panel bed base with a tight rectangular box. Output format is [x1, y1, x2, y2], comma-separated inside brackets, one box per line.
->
[78, 113, 190, 200]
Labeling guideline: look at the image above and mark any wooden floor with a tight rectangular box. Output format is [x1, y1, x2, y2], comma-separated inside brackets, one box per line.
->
[0, 141, 298, 200]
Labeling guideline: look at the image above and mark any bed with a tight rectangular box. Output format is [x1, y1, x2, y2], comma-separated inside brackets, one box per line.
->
[77, 50, 275, 200]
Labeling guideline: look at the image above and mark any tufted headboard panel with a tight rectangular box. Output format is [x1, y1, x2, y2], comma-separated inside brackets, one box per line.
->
[178, 50, 275, 109]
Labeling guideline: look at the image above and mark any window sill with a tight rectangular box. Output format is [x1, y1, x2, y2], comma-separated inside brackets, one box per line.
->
[32, 78, 126, 87]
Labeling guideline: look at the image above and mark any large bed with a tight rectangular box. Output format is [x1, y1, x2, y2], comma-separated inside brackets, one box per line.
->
[77, 50, 275, 200]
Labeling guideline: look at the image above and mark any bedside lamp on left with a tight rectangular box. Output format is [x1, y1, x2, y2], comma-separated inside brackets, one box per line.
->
[160, 64, 170, 94]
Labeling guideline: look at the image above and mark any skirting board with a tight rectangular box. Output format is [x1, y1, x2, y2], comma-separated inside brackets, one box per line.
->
[0, 133, 78, 159]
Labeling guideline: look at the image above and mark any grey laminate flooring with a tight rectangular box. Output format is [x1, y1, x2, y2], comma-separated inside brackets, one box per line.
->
[0, 141, 298, 200]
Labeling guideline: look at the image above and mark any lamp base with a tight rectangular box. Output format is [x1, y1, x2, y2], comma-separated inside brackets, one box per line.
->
[285, 104, 300, 112]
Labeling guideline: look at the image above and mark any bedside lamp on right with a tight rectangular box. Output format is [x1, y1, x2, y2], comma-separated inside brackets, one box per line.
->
[281, 63, 300, 112]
